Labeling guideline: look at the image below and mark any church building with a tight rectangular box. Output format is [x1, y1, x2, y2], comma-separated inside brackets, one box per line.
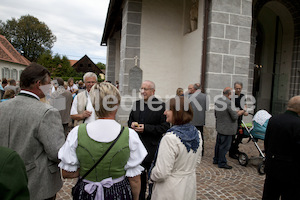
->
[101, 0, 300, 135]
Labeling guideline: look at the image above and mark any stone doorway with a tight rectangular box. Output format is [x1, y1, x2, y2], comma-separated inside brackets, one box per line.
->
[253, 1, 294, 115]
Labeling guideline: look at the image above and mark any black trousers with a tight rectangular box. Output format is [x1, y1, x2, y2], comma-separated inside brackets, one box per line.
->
[195, 126, 204, 155]
[262, 173, 299, 200]
[229, 124, 243, 155]
[139, 162, 151, 200]
[229, 133, 243, 155]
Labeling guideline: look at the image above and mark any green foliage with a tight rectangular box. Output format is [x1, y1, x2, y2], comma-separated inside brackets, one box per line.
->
[0, 15, 56, 62]
[37, 51, 83, 78]
[96, 62, 106, 70]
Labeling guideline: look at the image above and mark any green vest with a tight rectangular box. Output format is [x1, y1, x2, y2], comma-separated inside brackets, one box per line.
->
[76, 124, 130, 182]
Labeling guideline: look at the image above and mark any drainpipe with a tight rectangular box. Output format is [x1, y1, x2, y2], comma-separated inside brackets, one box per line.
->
[201, 0, 211, 93]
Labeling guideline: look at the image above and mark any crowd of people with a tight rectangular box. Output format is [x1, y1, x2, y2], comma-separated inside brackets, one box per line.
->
[0, 62, 299, 200]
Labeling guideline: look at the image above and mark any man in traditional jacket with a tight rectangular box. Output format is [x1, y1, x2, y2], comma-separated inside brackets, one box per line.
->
[0, 63, 65, 199]
[70, 72, 97, 126]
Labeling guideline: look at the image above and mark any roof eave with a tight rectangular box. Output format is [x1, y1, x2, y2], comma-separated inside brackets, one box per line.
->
[100, 0, 122, 46]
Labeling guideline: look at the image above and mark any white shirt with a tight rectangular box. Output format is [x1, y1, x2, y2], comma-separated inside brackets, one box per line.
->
[67, 84, 78, 93]
[70, 91, 96, 124]
[19, 90, 40, 100]
[58, 119, 148, 177]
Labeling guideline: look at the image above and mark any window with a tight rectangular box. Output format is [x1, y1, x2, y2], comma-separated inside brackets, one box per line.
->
[3, 68, 10, 79]
[12, 69, 18, 80]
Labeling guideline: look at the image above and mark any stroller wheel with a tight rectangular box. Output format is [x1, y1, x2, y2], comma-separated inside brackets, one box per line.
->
[238, 152, 249, 166]
[258, 162, 265, 175]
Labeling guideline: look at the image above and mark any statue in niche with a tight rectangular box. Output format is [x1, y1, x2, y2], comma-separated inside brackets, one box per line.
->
[190, 0, 198, 32]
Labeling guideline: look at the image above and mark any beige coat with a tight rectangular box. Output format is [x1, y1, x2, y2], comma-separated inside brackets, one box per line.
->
[150, 132, 202, 200]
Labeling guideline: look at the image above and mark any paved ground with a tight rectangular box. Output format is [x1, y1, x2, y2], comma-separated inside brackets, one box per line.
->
[57, 138, 265, 200]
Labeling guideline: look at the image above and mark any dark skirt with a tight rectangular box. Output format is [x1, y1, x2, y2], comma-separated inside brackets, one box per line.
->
[72, 177, 132, 200]
[104, 178, 133, 200]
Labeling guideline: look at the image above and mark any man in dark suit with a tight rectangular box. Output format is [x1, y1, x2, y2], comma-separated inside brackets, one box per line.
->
[213, 87, 244, 169]
[189, 83, 208, 155]
[128, 80, 170, 200]
[262, 95, 300, 199]
[0, 63, 65, 200]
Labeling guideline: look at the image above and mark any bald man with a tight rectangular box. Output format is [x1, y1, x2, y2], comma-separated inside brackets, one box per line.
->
[213, 87, 244, 169]
[262, 96, 300, 199]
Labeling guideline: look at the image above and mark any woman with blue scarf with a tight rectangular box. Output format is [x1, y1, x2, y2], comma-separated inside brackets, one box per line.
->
[150, 97, 202, 200]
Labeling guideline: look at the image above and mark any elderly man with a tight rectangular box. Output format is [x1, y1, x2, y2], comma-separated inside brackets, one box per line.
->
[189, 83, 208, 155]
[187, 84, 194, 96]
[229, 81, 248, 159]
[70, 72, 97, 126]
[262, 96, 300, 199]
[213, 87, 244, 169]
[128, 80, 170, 200]
[0, 63, 65, 199]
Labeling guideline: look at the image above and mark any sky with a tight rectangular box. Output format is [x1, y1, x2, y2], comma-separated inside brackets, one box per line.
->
[0, 0, 110, 64]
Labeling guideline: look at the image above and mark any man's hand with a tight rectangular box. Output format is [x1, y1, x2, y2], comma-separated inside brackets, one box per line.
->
[81, 110, 92, 119]
[237, 110, 245, 116]
[135, 124, 144, 133]
[131, 122, 139, 129]
[131, 122, 144, 133]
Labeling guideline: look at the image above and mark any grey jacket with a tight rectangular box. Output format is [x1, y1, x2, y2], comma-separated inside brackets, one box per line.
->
[0, 94, 65, 199]
[189, 90, 208, 126]
[215, 96, 238, 135]
[50, 87, 73, 124]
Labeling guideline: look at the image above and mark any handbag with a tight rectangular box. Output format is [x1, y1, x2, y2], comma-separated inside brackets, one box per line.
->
[72, 126, 125, 200]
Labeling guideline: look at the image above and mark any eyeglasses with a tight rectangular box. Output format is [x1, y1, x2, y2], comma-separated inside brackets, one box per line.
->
[140, 87, 153, 92]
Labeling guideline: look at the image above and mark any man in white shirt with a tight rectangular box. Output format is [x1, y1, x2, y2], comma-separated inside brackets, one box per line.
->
[70, 72, 97, 126]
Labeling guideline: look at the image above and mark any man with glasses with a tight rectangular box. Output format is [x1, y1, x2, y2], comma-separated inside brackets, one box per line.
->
[229, 81, 248, 159]
[128, 80, 170, 200]
[70, 72, 97, 126]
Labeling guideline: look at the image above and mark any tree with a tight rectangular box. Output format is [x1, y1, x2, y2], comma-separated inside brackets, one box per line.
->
[96, 62, 106, 70]
[0, 15, 56, 62]
[37, 52, 83, 78]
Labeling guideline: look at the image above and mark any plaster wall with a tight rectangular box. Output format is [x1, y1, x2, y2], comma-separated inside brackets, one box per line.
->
[182, 0, 205, 94]
[0, 61, 26, 81]
[141, 0, 204, 98]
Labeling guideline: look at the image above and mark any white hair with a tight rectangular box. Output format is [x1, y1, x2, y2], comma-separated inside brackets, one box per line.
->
[143, 80, 155, 89]
[83, 72, 97, 82]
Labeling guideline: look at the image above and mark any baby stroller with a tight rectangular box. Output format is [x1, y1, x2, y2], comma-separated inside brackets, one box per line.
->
[237, 110, 271, 175]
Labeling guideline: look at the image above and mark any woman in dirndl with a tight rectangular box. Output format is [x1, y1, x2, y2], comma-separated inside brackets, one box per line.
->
[58, 82, 147, 200]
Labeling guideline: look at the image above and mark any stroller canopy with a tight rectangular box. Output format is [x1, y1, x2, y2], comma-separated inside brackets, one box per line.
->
[252, 110, 272, 126]
[251, 110, 272, 140]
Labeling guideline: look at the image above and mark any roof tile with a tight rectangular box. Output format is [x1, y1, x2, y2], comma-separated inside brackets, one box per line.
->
[0, 35, 31, 66]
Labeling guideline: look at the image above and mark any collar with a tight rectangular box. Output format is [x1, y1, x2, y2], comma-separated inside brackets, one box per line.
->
[19, 90, 40, 100]
[168, 123, 200, 153]
[285, 110, 300, 117]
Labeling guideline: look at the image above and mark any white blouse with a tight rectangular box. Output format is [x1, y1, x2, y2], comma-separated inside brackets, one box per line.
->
[58, 119, 148, 177]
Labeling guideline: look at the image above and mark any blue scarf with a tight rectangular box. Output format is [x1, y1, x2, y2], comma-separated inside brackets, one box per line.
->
[168, 123, 200, 153]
